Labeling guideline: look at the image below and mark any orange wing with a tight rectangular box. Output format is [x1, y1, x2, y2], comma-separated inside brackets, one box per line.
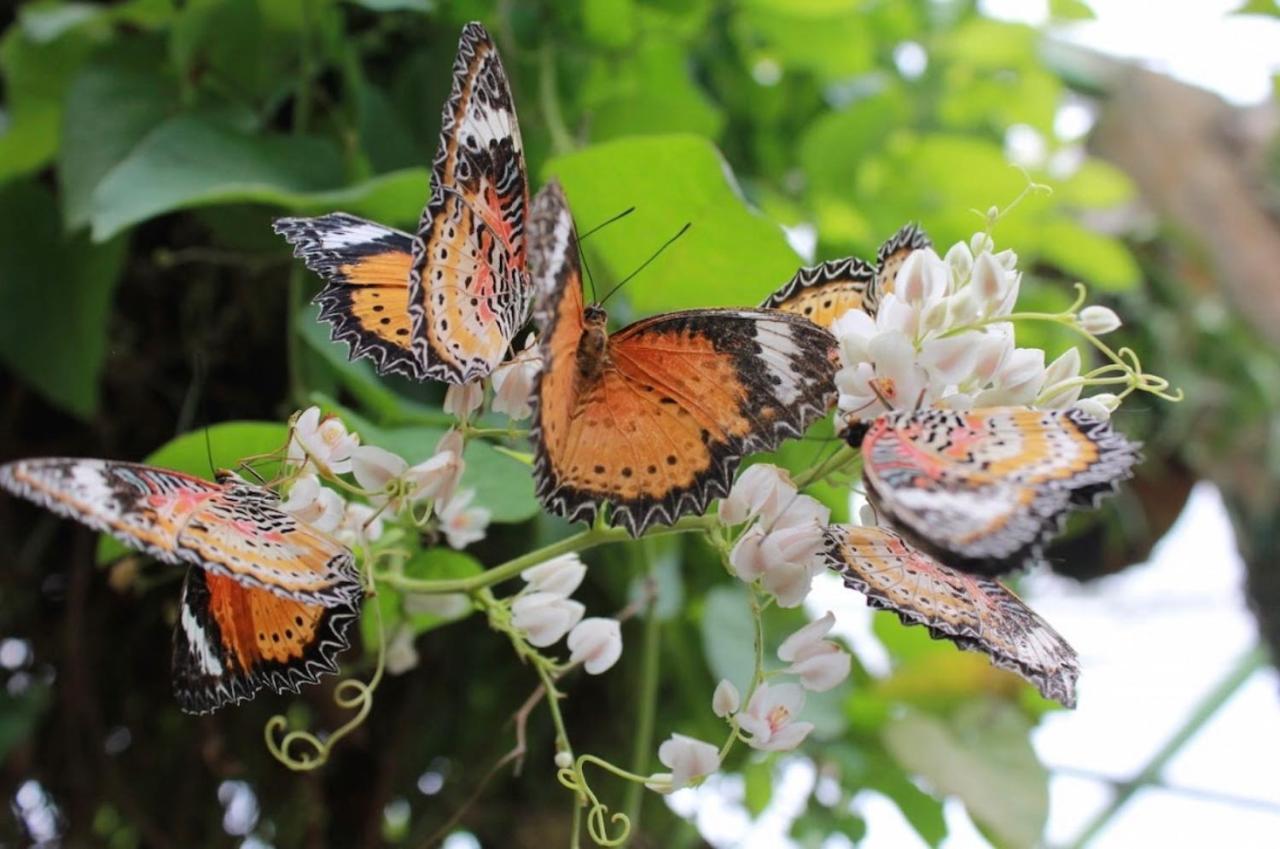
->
[761, 257, 874, 328]
[528, 181, 839, 536]
[171, 568, 359, 714]
[409, 22, 531, 383]
[274, 213, 422, 379]
[821, 524, 1079, 707]
[863, 223, 931, 317]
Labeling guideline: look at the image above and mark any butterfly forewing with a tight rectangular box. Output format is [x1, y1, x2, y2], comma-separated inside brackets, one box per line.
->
[822, 524, 1079, 707]
[529, 180, 840, 536]
[762, 256, 875, 329]
[864, 223, 931, 317]
[409, 22, 532, 383]
[172, 568, 358, 714]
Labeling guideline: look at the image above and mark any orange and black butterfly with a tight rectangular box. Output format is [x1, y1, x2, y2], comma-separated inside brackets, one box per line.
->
[0, 458, 361, 714]
[527, 180, 839, 536]
[848, 407, 1141, 575]
[763, 223, 930, 328]
[821, 524, 1079, 706]
[275, 22, 530, 383]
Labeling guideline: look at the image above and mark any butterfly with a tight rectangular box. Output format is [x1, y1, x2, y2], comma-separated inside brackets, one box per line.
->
[762, 222, 930, 328]
[0, 458, 361, 714]
[848, 406, 1141, 575]
[274, 21, 531, 384]
[821, 523, 1079, 706]
[528, 180, 840, 536]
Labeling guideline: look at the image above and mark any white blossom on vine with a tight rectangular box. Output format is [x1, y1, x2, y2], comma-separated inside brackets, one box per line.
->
[287, 406, 359, 474]
[777, 612, 851, 693]
[737, 682, 814, 752]
[437, 489, 490, 549]
[646, 734, 720, 793]
[491, 335, 542, 420]
[567, 617, 622, 675]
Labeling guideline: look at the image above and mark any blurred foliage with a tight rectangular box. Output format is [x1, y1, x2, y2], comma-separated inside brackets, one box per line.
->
[0, 1, 1263, 848]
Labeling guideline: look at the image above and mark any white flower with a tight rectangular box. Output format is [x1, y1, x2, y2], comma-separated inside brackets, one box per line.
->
[1039, 347, 1083, 408]
[761, 559, 817, 608]
[778, 612, 851, 692]
[431, 429, 467, 506]
[653, 734, 720, 792]
[831, 309, 877, 366]
[1073, 397, 1112, 421]
[491, 335, 541, 420]
[895, 249, 949, 308]
[737, 683, 815, 752]
[969, 324, 1014, 384]
[443, 380, 485, 420]
[729, 525, 768, 582]
[1078, 305, 1122, 335]
[385, 624, 420, 675]
[712, 679, 741, 717]
[944, 240, 973, 287]
[970, 251, 1014, 314]
[287, 407, 358, 474]
[352, 445, 408, 505]
[919, 333, 982, 385]
[567, 617, 622, 674]
[521, 553, 586, 597]
[976, 347, 1046, 406]
[438, 489, 490, 549]
[279, 474, 344, 532]
[336, 501, 384, 546]
[720, 464, 796, 526]
[554, 751, 573, 769]
[511, 592, 585, 647]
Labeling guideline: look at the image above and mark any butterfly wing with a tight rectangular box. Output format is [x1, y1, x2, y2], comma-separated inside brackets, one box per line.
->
[761, 257, 875, 328]
[863, 223, 931, 317]
[408, 22, 531, 383]
[178, 474, 361, 606]
[528, 181, 839, 536]
[0, 458, 222, 564]
[822, 524, 1079, 707]
[172, 567, 359, 714]
[859, 407, 1141, 572]
[273, 213, 421, 379]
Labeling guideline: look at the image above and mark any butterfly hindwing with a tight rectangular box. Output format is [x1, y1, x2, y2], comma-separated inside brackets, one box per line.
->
[273, 213, 421, 379]
[864, 222, 931, 317]
[409, 21, 531, 383]
[822, 524, 1079, 707]
[761, 256, 875, 329]
[172, 567, 359, 714]
[529, 180, 839, 536]
[857, 407, 1142, 573]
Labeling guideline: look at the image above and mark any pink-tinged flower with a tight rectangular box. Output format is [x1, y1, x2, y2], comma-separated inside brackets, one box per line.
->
[521, 553, 586, 597]
[769, 492, 830, 532]
[511, 592, 585, 647]
[868, 330, 932, 409]
[712, 679, 740, 717]
[970, 250, 1012, 312]
[719, 464, 796, 526]
[437, 489, 490, 550]
[876, 294, 920, 338]
[730, 526, 769, 582]
[778, 612, 851, 692]
[443, 380, 484, 420]
[1038, 347, 1083, 408]
[491, 335, 541, 420]
[279, 474, 344, 532]
[652, 734, 720, 792]
[944, 241, 973, 287]
[431, 429, 467, 506]
[351, 445, 408, 506]
[919, 333, 982, 386]
[385, 624, 419, 675]
[737, 683, 814, 752]
[336, 501, 384, 547]
[567, 617, 622, 675]
[287, 406, 359, 474]
[1078, 305, 1122, 335]
[760, 559, 816, 608]
[976, 347, 1046, 406]
[895, 249, 949, 308]
[970, 325, 1014, 384]
[831, 308, 877, 367]
[835, 361, 880, 415]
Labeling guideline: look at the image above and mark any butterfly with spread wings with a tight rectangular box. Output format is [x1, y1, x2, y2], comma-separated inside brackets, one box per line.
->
[0, 458, 361, 714]
[528, 180, 840, 537]
[274, 22, 530, 384]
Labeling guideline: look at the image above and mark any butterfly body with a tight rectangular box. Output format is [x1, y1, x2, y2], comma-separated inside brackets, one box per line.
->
[0, 457, 361, 713]
[529, 181, 839, 536]
[852, 407, 1141, 574]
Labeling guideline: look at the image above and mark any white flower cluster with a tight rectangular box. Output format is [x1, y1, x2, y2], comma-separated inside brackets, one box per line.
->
[510, 553, 623, 675]
[721, 464, 830, 607]
[646, 612, 851, 794]
[441, 333, 543, 423]
[833, 233, 1123, 421]
[281, 406, 489, 550]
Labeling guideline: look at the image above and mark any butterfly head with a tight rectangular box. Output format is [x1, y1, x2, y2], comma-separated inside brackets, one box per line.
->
[578, 305, 610, 381]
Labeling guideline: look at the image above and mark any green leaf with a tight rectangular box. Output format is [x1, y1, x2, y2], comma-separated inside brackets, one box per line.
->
[96, 421, 290, 564]
[579, 41, 724, 141]
[799, 91, 906, 195]
[58, 52, 178, 230]
[731, 2, 875, 81]
[700, 584, 757, 687]
[88, 113, 347, 240]
[545, 135, 801, 312]
[1057, 158, 1135, 209]
[1232, 0, 1280, 17]
[882, 701, 1049, 849]
[0, 685, 50, 762]
[363, 548, 481, 647]
[1037, 217, 1140, 291]
[742, 757, 773, 816]
[1048, 0, 1095, 19]
[582, 0, 636, 47]
[0, 181, 125, 418]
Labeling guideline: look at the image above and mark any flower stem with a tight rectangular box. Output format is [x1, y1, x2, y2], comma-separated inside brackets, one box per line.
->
[792, 443, 858, 489]
[621, 550, 662, 838]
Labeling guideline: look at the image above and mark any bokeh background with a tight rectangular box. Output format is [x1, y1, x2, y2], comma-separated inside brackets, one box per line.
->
[0, 0, 1278, 847]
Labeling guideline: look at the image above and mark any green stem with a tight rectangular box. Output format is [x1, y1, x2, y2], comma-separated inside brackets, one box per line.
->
[379, 515, 716, 595]
[622, 553, 662, 838]
[286, 0, 318, 407]
[793, 443, 857, 489]
[539, 43, 574, 155]
[1065, 644, 1268, 849]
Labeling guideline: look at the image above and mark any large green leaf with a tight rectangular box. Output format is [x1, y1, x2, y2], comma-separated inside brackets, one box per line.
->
[0, 181, 125, 418]
[545, 135, 801, 312]
[579, 41, 724, 142]
[96, 421, 290, 564]
[362, 548, 481, 649]
[882, 701, 1049, 849]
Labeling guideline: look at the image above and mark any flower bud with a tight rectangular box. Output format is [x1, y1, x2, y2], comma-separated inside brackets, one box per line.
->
[554, 751, 573, 769]
[521, 553, 587, 597]
[656, 734, 720, 791]
[1078, 305, 1122, 335]
[567, 617, 623, 675]
[712, 679, 741, 717]
[511, 592, 585, 647]
[1072, 397, 1112, 421]
[443, 380, 484, 420]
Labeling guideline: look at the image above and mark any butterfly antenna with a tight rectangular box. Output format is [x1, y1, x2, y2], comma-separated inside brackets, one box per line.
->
[597, 222, 692, 308]
[579, 243, 599, 304]
[203, 427, 216, 479]
[579, 206, 636, 241]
